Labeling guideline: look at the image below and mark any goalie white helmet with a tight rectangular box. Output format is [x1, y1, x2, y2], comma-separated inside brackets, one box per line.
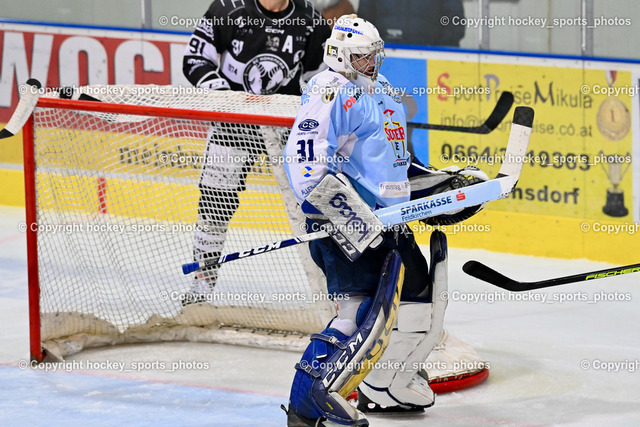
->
[323, 14, 386, 90]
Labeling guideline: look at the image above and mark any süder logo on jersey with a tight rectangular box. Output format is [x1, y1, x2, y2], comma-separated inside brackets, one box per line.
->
[383, 115, 407, 167]
[298, 119, 319, 131]
[384, 121, 405, 142]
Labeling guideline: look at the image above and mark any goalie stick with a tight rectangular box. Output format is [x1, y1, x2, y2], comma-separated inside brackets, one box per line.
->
[0, 79, 42, 139]
[182, 105, 534, 274]
[408, 91, 514, 134]
[183, 172, 512, 274]
[463, 260, 640, 292]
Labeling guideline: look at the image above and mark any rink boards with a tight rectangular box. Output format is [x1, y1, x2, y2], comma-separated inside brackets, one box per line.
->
[1, 21, 640, 263]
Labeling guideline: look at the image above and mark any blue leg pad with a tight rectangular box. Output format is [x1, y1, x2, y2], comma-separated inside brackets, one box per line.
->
[287, 250, 405, 426]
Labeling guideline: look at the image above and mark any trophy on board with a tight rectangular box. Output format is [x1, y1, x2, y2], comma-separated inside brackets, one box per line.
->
[598, 151, 631, 217]
[595, 71, 632, 217]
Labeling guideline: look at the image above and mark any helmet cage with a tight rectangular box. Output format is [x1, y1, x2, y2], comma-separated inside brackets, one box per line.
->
[345, 43, 385, 83]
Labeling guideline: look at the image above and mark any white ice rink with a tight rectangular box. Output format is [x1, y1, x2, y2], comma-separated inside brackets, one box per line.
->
[1, 204, 639, 426]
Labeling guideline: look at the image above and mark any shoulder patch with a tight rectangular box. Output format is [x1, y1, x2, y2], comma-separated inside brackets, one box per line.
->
[379, 80, 402, 103]
[322, 87, 337, 103]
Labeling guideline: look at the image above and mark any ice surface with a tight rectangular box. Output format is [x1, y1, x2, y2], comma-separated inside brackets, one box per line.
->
[2, 205, 639, 426]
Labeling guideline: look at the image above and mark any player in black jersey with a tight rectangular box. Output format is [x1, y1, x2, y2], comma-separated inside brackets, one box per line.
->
[184, 0, 330, 95]
[181, 0, 331, 304]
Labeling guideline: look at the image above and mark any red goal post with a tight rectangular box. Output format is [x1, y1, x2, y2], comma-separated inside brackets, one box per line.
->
[22, 84, 487, 393]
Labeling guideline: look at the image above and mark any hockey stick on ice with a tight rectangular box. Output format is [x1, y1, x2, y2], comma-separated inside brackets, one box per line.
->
[408, 91, 514, 134]
[0, 79, 42, 139]
[181, 105, 533, 274]
[463, 261, 640, 292]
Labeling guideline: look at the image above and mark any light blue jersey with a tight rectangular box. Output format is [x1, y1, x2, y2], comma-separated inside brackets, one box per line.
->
[284, 70, 410, 210]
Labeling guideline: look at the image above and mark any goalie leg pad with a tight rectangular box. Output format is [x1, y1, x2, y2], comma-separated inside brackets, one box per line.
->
[359, 230, 448, 410]
[287, 251, 405, 426]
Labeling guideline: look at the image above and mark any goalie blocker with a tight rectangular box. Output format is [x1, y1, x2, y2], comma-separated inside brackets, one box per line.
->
[303, 173, 385, 262]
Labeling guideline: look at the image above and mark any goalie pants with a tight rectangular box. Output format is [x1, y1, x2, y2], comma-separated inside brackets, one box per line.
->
[308, 221, 431, 300]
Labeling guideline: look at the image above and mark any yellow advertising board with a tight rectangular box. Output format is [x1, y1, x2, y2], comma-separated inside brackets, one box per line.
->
[427, 61, 633, 221]
[416, 59, 638, 263]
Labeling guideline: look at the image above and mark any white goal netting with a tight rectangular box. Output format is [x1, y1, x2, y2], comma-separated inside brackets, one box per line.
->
[31, 85, 333, 359]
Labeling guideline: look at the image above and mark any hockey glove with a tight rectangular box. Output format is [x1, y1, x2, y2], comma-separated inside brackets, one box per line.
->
[203, 78, 231, 90]
[409, 164, 490, 226]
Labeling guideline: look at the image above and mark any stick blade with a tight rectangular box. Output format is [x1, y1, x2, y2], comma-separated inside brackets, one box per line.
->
[407, 91, 514, 134]
[481, 91, 514, 133]
[462, 260, 525, 291]
[497, 106, 534, 179]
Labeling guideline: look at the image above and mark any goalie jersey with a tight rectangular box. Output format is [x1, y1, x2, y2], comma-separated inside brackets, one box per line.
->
[183, 0, 331, 95]
[284, 70, 411, 209]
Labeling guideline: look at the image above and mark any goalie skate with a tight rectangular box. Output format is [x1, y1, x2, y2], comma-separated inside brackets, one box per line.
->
[350, 330, 489, 411]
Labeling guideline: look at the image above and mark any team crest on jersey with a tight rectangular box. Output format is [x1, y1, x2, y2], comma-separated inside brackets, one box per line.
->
[243, 54, 290, 95]
[383, 109, 408, 167]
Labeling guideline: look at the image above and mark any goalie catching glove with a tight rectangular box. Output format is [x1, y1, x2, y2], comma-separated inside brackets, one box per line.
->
[408, 163, 490, 226]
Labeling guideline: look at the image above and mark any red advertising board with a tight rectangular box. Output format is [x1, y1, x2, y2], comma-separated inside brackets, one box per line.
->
[0, 23, 190, 123]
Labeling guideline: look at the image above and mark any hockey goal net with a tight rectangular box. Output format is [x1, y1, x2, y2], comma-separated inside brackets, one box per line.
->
[23, 84, 487, 391]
